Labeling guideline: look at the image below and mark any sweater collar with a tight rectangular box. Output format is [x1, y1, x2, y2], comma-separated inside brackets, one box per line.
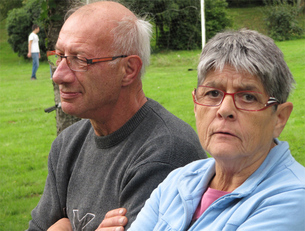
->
[94, 98, 153, 149]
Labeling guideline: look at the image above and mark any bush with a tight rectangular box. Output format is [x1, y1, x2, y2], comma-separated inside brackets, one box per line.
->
[263, 0, 304, 41]
[205, 0, 233, 40]
[6, 0, 47, 60]
[121, 0, 231, 50]
[227, 0, 265, 7]
[0, 0, 23, 20]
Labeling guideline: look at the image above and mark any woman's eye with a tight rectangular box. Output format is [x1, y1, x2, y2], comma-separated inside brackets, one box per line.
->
[242, 93, 257, 102]
[207, 90, 220, 97]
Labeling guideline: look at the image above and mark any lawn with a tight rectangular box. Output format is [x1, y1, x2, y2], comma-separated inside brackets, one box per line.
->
[0, 8, 305, 230]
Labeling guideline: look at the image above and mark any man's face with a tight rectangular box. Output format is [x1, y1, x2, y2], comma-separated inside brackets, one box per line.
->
[52, 14, 124, 120]
[194, 66, 279, 166]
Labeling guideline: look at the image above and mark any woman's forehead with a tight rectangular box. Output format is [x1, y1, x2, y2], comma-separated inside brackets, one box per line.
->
[202, 67, 265, 92]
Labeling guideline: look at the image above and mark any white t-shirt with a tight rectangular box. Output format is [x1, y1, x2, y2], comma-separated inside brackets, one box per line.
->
[29, 32, 40, 53]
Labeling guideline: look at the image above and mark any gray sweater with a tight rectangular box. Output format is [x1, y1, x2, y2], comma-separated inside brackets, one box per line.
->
[28, 98, 206, 230]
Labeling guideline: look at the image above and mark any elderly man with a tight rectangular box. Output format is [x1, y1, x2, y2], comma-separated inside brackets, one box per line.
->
[27, 1, 206, 230]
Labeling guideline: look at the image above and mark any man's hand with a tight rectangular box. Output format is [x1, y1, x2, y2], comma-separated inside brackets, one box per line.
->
[95, 208, 128, 231]
[47, 218, 72, 231]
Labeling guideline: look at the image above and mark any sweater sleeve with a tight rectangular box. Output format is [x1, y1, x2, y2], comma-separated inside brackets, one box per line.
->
[120, 161, 176, 229]
[119, 133, 204, 229]
[27, 141, 66, 230]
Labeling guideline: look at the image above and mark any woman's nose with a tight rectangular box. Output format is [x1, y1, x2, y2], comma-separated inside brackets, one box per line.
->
[217, 94, 237, 120]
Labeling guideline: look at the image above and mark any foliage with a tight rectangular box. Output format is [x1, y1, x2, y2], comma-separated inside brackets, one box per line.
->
[0, 0, 23, 20]
[6, 0, 47, 60]
[1, 11, 305, 230]
[263, 0, 304, 41]
[205, 0, 233, 40]
[121, 0, 231, 50]
[227, 0, 265, 7]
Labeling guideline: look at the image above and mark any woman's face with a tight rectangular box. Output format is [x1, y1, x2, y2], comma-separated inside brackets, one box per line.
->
[194, 66, 280, 167]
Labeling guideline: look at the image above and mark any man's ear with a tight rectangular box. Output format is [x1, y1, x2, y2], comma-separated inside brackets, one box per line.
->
[122, 55, 142, 87]
[273, 102, 293, 138]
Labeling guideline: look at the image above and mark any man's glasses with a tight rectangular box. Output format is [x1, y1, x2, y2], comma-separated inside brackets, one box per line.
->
[47, 51, 128, 72]
[193, 85, 280, 111]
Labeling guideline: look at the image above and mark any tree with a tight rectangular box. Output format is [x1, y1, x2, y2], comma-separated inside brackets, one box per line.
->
[42, 0, 82, 135]
[121, 0, 231, 50]
[0, 0, 23, 20]
[6, 0, 47, 60]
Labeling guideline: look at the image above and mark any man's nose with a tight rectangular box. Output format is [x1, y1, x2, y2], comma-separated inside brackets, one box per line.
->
[52, 59, 74, 84]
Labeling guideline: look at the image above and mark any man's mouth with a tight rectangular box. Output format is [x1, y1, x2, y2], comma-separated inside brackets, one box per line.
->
[60, 90, 81, 99]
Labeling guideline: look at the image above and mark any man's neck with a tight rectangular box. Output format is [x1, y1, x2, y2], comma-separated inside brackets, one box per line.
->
[91, 93, 147, 136]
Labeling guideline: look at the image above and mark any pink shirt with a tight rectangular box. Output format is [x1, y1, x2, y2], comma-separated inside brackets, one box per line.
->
[192, 187, 230, 221]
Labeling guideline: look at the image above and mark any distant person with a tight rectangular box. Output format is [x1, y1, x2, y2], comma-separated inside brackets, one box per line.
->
[27, 24, 40, 80]
[95, 29, 305, 231]
[27, 1, 206, 230]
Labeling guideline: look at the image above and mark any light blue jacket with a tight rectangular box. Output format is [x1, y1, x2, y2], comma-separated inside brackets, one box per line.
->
[129, 140, 305, 231]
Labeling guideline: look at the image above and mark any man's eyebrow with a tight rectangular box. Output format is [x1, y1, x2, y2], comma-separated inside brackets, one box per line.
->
[54, 46, 62, 53]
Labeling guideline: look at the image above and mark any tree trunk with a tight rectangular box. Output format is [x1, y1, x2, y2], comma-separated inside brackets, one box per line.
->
[52, 80, 81, 135]
[47, 0, 81, 135]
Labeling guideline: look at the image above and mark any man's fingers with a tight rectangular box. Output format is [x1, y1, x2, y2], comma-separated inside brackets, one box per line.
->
[96, 226, 124, 231]
[95, 208, 128, 231]
[104, 208, 127, 219]
[99, 216, 128, 228]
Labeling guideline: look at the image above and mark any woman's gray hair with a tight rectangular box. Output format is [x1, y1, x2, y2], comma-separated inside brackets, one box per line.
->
[111, 16, 152, 78]
[197, 29, 295, 103]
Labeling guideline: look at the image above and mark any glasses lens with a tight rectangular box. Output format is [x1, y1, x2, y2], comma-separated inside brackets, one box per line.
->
[47, 54, 87, 72]
[196, 87, 224, 106]
[48, 54, 60, 67]
[235, 92, 265, 110]
[68, 56, 87, 71]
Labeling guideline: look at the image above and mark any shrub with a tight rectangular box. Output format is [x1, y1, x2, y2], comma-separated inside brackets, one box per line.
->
[205, 0, 233, 40]
[227, 0, 265, 7]
[121, 0, 232, 50]
[6, 0, 47, 60]
[0, 0, 23, 20]
[263, 0, 304, 41]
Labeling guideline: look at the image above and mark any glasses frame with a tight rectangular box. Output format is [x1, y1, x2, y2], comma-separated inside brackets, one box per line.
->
[193, 85, 280, 112]
[47, 50, 128, 72]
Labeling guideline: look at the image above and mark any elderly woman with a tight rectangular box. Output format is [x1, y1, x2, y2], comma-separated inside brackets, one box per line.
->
[58, 29, 305, 231]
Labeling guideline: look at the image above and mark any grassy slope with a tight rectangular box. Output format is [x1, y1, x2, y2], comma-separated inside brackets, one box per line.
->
[0, 7, 304, 230]
[0, 20, 56, 229]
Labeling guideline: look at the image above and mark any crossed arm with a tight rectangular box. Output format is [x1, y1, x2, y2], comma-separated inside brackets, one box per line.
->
[47, 209, 128, 231]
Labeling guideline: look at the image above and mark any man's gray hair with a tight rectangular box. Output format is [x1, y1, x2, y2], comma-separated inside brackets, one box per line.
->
[111, 16, 152, 78]
[65, 1, 152, 78]
[197, 29, 295, 103]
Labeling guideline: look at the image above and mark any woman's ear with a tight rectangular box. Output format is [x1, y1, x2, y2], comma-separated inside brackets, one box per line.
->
[193, 90, 197, 117]
[122, 55, 142, 87]
[273, 102, 293, 138]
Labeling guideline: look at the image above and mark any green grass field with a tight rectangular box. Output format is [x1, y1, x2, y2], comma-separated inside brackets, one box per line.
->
[0, 8, 304, 230]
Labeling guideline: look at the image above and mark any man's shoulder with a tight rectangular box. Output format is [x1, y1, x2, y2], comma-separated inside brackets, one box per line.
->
[139, 99, 207, 160]
[56, 119, 92, 141]
[146, 98, 196, 133]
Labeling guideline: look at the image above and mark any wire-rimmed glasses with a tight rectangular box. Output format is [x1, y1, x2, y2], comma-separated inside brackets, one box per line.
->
[47, 50, 128, 72]
[193, 85, 280, 111]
